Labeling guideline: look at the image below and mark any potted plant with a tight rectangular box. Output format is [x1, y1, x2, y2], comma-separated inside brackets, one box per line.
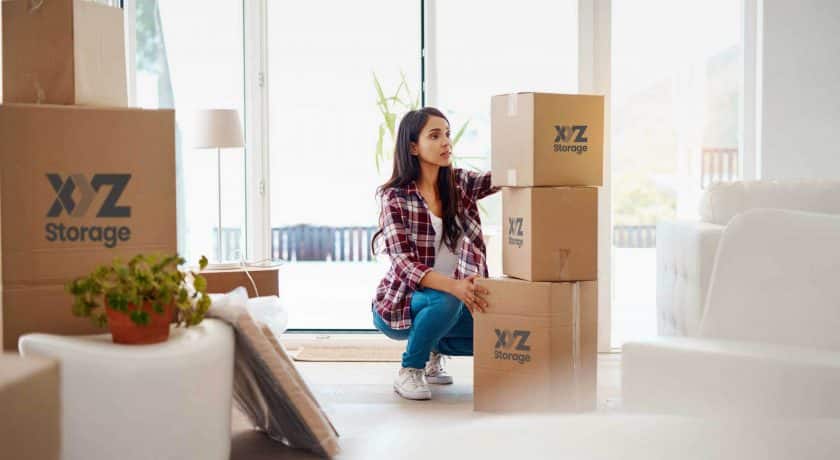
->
[66, 253, 211, 345]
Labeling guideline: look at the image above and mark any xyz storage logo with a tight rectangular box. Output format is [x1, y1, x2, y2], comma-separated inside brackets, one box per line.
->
[508, 217, 524, 248]
[44, 173, 133, 248]
[553, 124, 589, 154]
[494, 329, 532, 364]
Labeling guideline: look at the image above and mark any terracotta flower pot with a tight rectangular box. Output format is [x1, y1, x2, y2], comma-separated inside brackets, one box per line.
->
[105, 301, 175, 345]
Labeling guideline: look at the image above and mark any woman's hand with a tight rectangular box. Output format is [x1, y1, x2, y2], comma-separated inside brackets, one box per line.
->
[451, 275, 489, 314]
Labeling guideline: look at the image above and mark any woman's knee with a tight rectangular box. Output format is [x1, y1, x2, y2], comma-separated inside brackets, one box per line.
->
[372, 311, 409, 341]
[428, 291, 463, 319]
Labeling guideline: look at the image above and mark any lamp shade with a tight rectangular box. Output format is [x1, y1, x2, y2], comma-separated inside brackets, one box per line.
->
[190, 109, 244, 149]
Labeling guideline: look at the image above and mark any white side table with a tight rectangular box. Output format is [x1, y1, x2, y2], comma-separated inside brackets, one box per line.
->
[19, 319, 234, 460]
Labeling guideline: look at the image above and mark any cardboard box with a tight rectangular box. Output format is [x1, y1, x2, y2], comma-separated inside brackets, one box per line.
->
[0, 104, 175, 350]
[202, 265, 280, 298]
[503, 187, 597, 282]
[474, 277, 597, 413]
[0, 353, 60, 460]
[2, 0, 127, 106]
[491, 92, 604, 187]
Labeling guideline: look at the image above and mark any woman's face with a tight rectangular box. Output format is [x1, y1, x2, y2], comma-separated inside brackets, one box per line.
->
[411, 116, 452, 167]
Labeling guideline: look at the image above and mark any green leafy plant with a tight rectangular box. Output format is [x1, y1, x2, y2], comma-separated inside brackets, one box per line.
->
[373, 70, 472, 173]
[66, 253, 211, 328]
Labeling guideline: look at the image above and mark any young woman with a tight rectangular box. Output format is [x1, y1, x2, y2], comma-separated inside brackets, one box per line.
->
[370, 107, 499, 400]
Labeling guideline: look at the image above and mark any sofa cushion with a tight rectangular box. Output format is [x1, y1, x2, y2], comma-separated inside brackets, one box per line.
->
[656, 220, 724, 336]
[699, 180, 840, 225]
[700, 210, 840, 351]
[208, 288, 340, 458]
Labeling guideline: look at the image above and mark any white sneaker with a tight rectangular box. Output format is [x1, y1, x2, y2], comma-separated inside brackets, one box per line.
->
[394, 367, 432, 400]
[425, 352, 454, 385]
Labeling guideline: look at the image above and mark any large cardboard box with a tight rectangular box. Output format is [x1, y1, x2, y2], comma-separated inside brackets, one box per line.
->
[2, 0, 127, 106]
[474, 277, 597, 412]
[503, 187, 597, 282]
[491, 92, 604, 187]
[202, 265, 280, 298]
[0, 104, 175, 350]
[0, 353, 60, 460]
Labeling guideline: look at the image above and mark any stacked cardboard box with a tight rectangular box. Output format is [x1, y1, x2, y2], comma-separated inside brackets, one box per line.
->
[0, 0, 176, 350]
[475, 93, 604, 412]
[2, 0, 127, 106]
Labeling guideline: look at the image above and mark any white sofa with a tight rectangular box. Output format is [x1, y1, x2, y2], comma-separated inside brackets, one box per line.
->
[624, 209, 840, 417]
[657, 180, 840, 336]
[17, 292, 291, 460]
[20, 319, 235, 460]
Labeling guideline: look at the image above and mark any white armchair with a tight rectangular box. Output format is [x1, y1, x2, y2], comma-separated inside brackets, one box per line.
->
[657, 180, 840, 336]
[19, 319, 235, 460]
[625, 209, 840, 417]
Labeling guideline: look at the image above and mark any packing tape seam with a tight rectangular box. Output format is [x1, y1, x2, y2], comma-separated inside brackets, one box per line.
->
[3, 282, 75, 289]
[506, 94, 518, 117]
[18, 243, 176, 254]
[28, 0, 45, 14]
[572, 282, 581, 372]
[478, 312, 576, 321]
[21, 73, 45, 104]
[473, 365, 550, 375]
[5, 258, 277, 292]
[507, 168, 518, 186]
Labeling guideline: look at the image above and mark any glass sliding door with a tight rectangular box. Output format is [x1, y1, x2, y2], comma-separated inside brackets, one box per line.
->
[611, 0, 742, 345]
[134, 0, 247, 264]
[267, 1, 421, 329]
[431, 0, 579, 276]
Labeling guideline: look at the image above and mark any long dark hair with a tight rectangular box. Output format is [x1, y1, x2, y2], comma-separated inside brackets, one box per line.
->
[371, 107, 462, 254]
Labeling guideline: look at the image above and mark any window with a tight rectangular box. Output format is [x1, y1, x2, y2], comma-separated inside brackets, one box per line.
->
[134, 0, 246, 264]
[126, 3, 752, 341]
[266, 1, 421, 329]
[611, 0, 742, 345]
[432, 0, 579, 275]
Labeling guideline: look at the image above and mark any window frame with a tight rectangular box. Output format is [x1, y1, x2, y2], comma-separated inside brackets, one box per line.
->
[126, 0, 760, 348]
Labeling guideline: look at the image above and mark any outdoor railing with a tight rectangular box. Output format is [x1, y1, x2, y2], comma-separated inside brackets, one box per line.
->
[213, 227, 244, 262]
[271, 225, 378, 262]
[213, 149, 740, 260]
[218, 223, 659, 261]
[612, 225, 656, 248]
[701, 147, 739, 188]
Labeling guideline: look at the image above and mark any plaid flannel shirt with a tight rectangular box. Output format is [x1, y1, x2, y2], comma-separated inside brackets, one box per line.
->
[372, 168, 500, 330]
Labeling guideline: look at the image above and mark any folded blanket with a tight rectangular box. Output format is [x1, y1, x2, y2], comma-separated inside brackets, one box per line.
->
[208, 288, 340, 458]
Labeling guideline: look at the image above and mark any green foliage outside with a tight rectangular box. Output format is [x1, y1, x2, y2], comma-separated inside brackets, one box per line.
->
[136, 0, 164, 74]
[613, 172, 676, 226]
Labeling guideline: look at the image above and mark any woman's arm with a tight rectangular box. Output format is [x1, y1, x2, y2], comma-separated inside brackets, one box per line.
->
[458, 169, 501, 201]
[378, 188, 489, 312]
[419, 271, 488, 313]
[418, 270, 455, 293]
[378, 190, 433, 291]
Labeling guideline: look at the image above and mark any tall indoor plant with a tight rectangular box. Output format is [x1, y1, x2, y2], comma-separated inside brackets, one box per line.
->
[373, 70, 476, 173]
[373, 71, 488, 217]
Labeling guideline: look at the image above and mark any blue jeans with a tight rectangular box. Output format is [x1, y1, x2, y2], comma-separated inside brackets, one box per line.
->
[373, 288, 474, 369]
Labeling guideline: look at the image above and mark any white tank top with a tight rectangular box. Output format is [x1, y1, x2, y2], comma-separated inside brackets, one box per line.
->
[429, 212, 459, 277]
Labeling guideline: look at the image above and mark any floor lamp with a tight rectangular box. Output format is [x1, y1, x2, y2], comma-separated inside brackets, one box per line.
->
[191, 109, 244, 263]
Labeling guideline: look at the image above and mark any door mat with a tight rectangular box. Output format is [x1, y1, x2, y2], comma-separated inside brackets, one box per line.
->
[289, 341, 404, 362]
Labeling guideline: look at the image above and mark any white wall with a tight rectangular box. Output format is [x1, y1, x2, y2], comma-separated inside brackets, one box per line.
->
[759, 0, 840, 180]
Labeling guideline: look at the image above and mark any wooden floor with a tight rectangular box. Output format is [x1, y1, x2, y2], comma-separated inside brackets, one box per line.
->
[230, 350, 622, 459]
